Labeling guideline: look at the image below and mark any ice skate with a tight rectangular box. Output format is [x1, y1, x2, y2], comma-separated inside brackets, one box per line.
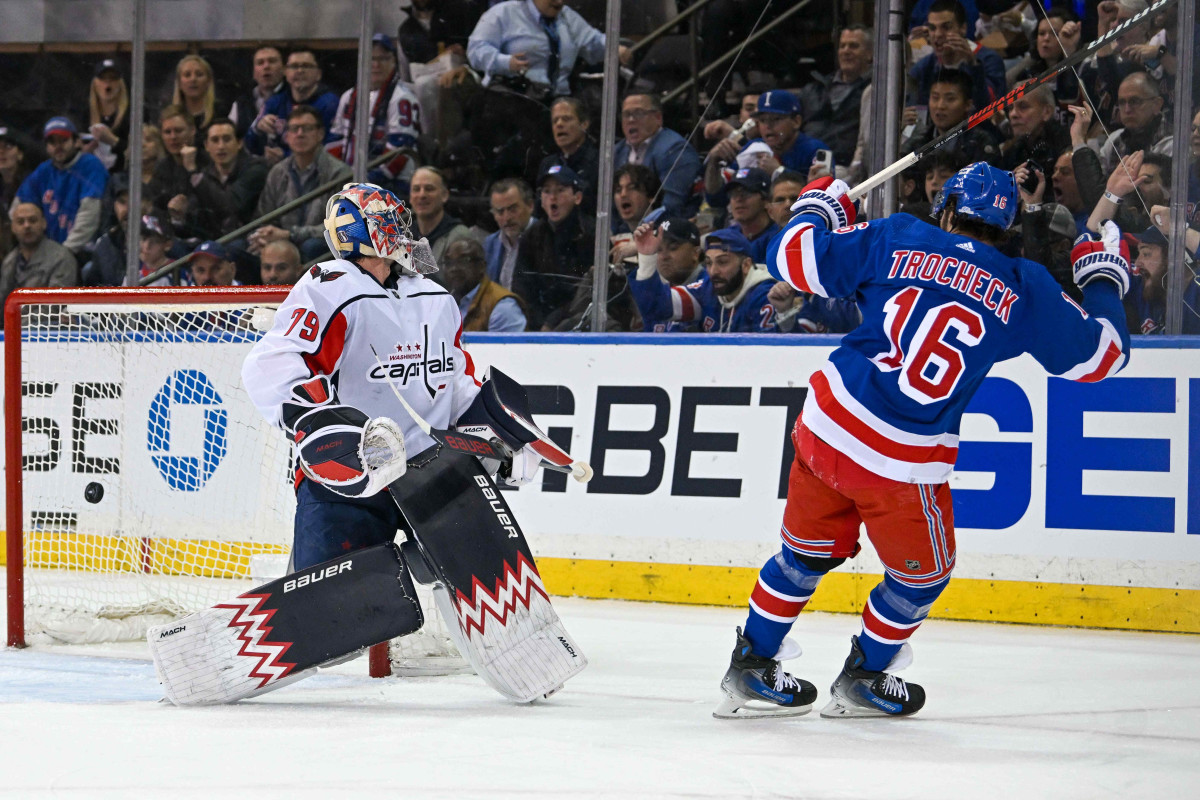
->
[820, 635, 925, 718]
[714, 627, 817, 719]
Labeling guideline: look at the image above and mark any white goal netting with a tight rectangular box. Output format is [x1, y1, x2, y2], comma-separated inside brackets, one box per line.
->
[9, 293, 465, 674]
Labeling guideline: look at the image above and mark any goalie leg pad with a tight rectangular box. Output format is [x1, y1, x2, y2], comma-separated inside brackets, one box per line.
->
[148, 544, 423, 706]
[389, 448, 588, 702]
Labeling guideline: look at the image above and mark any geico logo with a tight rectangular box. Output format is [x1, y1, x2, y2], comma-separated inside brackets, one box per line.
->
[159, 625, 186, 638]
[473, 474, 519, 538]
[367, 353, 454, 385]
[283, 560, 353, 593]
[444, 434, 494, 456]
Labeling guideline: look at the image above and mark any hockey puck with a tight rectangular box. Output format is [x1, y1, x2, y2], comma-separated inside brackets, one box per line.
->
[84, 482, 104, 504]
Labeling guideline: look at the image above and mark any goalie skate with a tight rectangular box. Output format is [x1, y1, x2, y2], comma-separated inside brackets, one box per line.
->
[714, 627, 816, 719]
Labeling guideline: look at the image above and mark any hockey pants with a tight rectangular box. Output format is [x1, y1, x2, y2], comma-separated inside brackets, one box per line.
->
[744, 419, 955, 672]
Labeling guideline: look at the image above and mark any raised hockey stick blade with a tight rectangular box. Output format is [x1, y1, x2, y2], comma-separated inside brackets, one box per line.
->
[148, 544, 423, 706]
[388, 449, 587, 702]
[369, 345, 589, 480]
[847, 0, 1178, 202]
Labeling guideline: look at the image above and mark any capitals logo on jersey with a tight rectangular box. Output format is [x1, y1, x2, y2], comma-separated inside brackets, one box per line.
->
[367, 323, 454, 399]
[309, 265, 346, 283]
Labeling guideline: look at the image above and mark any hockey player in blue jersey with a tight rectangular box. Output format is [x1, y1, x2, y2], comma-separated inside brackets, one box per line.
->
[628, 225, 778, 333]
[715, 162, 1131, 719]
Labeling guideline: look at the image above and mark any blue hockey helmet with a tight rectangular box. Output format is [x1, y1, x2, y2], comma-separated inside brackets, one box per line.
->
[323, 182, 437, 274]
[930, 162, 1018, 231]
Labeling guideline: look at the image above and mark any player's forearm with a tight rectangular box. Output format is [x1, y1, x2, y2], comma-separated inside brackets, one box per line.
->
[1086, 196, 1119, 233]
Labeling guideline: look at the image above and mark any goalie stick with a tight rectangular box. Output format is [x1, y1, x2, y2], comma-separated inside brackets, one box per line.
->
[369, 345, 593, 482]
[847, 0, 1178, 202]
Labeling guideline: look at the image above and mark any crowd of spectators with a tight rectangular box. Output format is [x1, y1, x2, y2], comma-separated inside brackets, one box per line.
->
[1, 0, 1197, 336]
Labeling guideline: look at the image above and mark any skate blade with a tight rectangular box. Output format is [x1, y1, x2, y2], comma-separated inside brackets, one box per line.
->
[819, 695, 913, 719]
[713, 695, 812, 720]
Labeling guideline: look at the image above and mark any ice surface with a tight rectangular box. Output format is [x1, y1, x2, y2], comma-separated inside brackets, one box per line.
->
[3, 588, 1199, 799]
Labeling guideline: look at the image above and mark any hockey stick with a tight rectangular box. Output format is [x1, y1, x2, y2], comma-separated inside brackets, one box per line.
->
[847, 0, 1178, 202]
[369, 346, 592, 482]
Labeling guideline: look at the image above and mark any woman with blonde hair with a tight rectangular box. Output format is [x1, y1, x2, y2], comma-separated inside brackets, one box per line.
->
[172, 54, 223, 144]
[88, 57, 131, 171]
[127, 123, 166, 189]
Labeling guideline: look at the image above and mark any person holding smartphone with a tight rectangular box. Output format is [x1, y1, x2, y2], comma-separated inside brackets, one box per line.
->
[707, 90, 834, 181]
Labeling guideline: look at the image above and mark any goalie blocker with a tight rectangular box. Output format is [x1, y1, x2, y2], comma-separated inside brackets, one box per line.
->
[148, 544, 423, 706]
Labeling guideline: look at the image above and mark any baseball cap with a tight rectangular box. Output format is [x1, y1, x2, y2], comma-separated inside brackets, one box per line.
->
[0, 127, 18, 145]
[704, 227, 753, 257]
[1135, 226, 1168, 249]
[372, 33, 397, 55]
[191, 240, 230, 262]
[93, 58, 122, 79]
[755, 90, 801, 116]
[141, 215, 174, 240]
[727, 167, 771, 196]
[538, 162, 583, 190]
[43, 117, 77, 140]
[1044, 203, 1077, 239]
[657, 216, 700, 246]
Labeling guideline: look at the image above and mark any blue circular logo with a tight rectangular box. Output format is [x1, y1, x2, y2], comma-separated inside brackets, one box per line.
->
[147, 369, 229, 491]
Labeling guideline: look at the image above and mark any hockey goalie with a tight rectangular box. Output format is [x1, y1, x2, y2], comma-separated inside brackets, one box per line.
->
[147, 182, 587, 706]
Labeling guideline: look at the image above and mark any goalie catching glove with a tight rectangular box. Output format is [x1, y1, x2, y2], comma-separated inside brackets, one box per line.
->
[790, 176, 856, 230]
[1071, 220, 1131, 296]
[283, 376, 407, 497]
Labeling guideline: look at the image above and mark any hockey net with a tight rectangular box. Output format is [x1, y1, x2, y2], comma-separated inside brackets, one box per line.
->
[4, 287, 466, 675]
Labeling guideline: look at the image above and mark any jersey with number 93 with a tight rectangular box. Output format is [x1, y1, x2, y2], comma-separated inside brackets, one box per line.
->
[767, 211, 1130, 484]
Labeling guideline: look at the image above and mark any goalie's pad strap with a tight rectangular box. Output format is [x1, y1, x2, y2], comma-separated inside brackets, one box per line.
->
[148, 544, 422, 705]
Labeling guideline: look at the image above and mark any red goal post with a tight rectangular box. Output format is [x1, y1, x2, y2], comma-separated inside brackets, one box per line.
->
[5, 286, 467, 677]
[5, 286, 291, 647]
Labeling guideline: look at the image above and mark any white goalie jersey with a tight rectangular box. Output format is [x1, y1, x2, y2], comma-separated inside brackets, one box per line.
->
[242, 259, 482, 453]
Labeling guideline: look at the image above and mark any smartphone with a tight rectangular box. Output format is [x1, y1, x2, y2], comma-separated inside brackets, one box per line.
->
[1021, 159, 1043, 193]
[813, 149, 834, 174]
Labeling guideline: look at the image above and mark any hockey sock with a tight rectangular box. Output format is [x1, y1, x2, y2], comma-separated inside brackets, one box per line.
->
[743, 549, 826, 658]
[857, 573, 949, 671]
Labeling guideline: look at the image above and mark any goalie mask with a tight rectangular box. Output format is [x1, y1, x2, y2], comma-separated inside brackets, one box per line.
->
[324, 182, 437, 275]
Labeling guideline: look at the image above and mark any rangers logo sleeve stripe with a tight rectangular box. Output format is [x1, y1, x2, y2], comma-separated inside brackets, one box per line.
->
[670, 285, 697, 321]
[1058, 319, 1127, 383]
[776, 223, 824, 296]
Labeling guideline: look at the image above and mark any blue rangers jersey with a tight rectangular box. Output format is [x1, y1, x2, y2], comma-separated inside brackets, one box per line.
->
[767, 212, 1130, 484]
[628, 263, 779, 333]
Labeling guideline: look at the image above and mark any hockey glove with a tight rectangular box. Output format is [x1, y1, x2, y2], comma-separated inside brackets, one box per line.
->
[790, 177, 856, 230]
[1071, 220, 1131, 296]
[499, 443, 543, 487]
[281, 375, 338, 435]
[287, 378, 408, 497]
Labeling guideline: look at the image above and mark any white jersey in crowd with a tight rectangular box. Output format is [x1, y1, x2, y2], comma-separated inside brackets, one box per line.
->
[243, 258, 482, 457]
